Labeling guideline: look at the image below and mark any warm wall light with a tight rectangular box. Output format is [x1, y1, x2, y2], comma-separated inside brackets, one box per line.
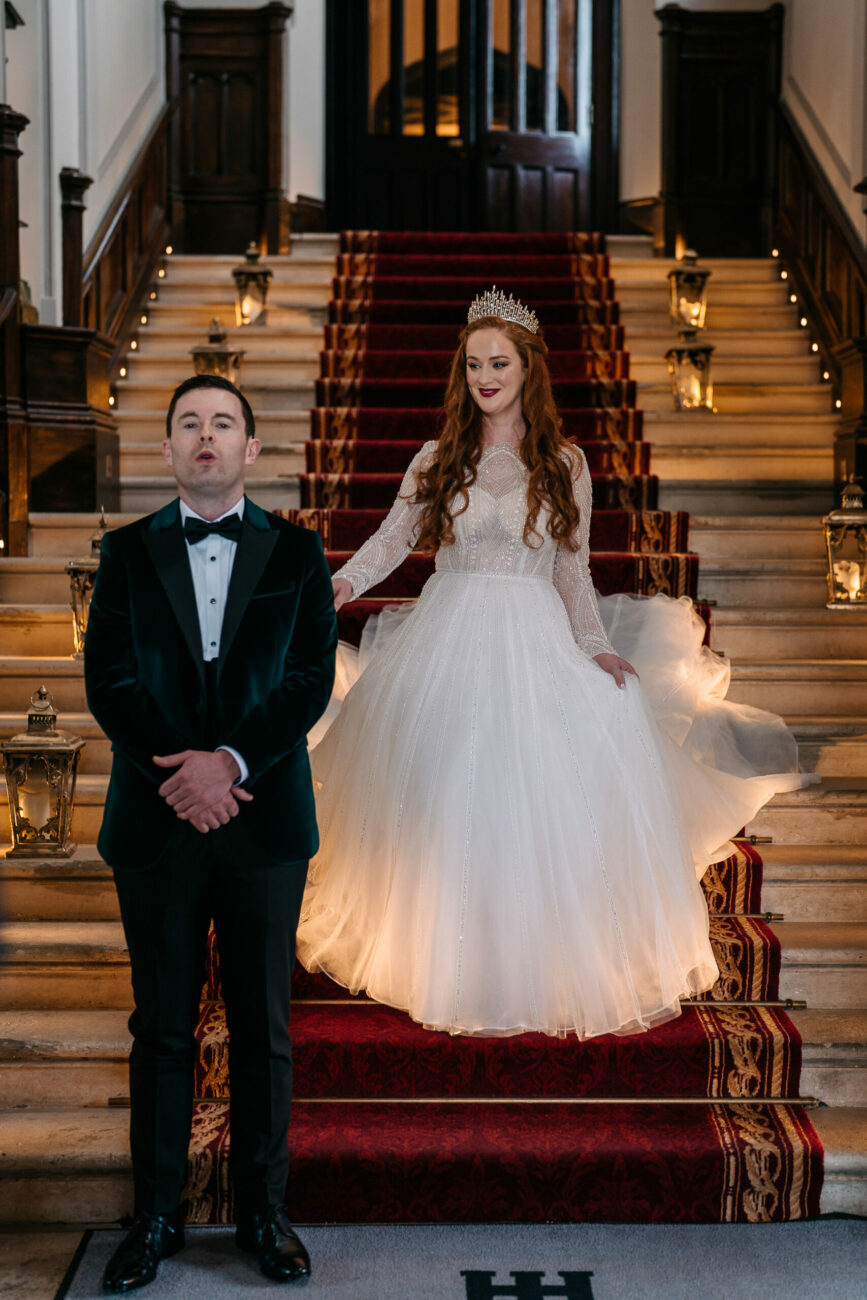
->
[811, 344, 819, 353]
[1, 687, 85, 857]
[780, 270, 788, 280]
[667, 249, 711, 332]
[157, 268, 166, 278]
[165, 245, 173, 255]
[140, 314, 148, 325]
[232, 243, 273, 327]
[772, 248, 779, 257]
[823, 477, 867, 608]
[130, 339, 138, 350]
[119, 366, 127, 377]
[191, 318, 245, 386]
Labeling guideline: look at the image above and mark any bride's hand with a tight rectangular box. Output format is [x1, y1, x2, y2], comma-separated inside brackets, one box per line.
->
[333, 577, 353, 611]
[593, 652, 639, 689]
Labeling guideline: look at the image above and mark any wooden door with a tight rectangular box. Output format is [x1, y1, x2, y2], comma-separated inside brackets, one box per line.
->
[477, 0, 591, 231]
[327, 0, 616, 232]
[165, 2, 290, 254]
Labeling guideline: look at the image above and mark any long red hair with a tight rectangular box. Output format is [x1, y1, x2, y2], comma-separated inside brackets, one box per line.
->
[411, 316, 581, 554]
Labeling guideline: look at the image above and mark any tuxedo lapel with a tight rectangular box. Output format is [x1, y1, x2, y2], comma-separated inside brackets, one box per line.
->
[219, 500, 278, 670]
[141, 502, 205, 684]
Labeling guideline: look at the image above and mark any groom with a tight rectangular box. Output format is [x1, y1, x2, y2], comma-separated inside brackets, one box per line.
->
[85, 374, 337, 1291]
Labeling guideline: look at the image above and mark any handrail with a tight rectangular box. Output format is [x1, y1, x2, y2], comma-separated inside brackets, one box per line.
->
[775, 102, 867, 386]
[0, 286, 17, 330]
[82, 103, 171, 287]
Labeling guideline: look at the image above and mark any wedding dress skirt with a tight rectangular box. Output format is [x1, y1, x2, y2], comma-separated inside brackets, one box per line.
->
[296, 444, 810, 1039]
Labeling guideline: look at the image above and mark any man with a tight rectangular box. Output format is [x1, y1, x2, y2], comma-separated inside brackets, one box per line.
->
[85, 374, 337, 1292]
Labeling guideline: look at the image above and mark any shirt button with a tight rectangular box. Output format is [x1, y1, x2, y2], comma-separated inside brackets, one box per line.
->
[210, 555, 217, 562]
[210, 597, 217, 605]
[210, 640, 217, 647]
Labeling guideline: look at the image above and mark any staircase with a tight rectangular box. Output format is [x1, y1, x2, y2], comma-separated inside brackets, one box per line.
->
[0, 235, 864, 1222]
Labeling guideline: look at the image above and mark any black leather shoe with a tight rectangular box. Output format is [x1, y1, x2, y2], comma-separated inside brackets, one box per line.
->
[102, 1209, 185, 1293]
[236, 1204, 311, 1283]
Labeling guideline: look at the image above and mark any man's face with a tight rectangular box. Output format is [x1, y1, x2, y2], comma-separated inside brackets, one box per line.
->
[163, 387, 260, 505]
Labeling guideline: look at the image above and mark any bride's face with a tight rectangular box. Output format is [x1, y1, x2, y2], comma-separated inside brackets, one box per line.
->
[465, 328, 525, 421]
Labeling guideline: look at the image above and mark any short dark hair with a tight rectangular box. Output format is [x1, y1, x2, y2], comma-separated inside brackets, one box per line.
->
[166, 374, 256, 439]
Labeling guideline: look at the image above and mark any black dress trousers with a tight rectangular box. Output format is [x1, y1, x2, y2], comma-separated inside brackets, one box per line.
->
[114, 824, 308, 1217]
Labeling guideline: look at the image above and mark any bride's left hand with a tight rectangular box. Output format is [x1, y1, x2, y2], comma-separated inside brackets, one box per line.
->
[593, 652, 639, 689]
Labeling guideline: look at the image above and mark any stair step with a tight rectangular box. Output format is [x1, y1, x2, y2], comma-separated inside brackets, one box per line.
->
[759, 845, 867, 921]
[625, 329, 817, 358]
[617, 281, 791, 306]
[113, 408, 309, 441]
[119, 442, 304, 479]
[728, 662, 867, 715]
[153, 281, 331, 306]
[610, 257, 782, 284]
[142, 301, 329, 329]
[116, 379, 316, 413]
[27, 512, 140, 557]
[119, 478, 298, 513]
[0, 1104, 862, 1223]
[5, 1005, 865, 1109]
[153, 255, 337, 284]
[774, 922, 867, 1008]
[645, 413, 836, 450]
[652, 444, 832, 481]
[710, 610, 867, 658]
[690, 516, 826, 561]
[789, 720, 867, 776]
[697, 559, 827, 607]
[123, 325, 324, 358]
[621, 304, 799, 331]
[0, 850, 116, 921]
[640, 382, 832, 416]
[631, 356, 820, 385]
[121, 354, 320, 385]
[658, 480, 835, 516]
[0, 656, 87, 713]
[750, 778, 867, 846]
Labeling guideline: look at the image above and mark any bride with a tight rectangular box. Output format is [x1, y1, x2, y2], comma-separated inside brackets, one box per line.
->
[295, 287, 809, 1040]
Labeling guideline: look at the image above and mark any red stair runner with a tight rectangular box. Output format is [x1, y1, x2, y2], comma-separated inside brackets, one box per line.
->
[183, 230, 822, 1223]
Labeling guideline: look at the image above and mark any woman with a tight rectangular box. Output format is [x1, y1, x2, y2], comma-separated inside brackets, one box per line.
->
[296, 288, 808, 1039]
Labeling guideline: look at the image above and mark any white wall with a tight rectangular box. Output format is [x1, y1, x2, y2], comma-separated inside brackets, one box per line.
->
[620, 0, 867, 246]
[5, 0, 164, 324]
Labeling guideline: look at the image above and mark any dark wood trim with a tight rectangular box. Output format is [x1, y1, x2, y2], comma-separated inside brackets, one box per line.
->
[0, 103, 29, 555]
[81, 102, 171, 374]
[775, 102, 867, 489]
[264, 1, 292, 252]
[60, 167, 93, 328]
[590, 0, 619, 231]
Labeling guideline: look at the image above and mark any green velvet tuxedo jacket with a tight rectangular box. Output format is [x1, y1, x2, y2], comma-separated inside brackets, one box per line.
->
[84, 497, 337, 871]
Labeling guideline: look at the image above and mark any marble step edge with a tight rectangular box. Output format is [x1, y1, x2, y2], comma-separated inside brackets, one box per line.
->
[652, 445, 833, 459]
[1, 919, 863, 966]
[0, 1005, 864, 1064]
[4, 843, 865, 882]
[113, 408, 309, 424]
[638, 381, 831, 398]
[0, 1108, 863, 1216]
[645, 414, 837, 428]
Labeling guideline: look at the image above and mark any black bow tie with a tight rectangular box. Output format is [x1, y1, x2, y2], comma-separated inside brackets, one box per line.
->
[183, 513, 243, 545]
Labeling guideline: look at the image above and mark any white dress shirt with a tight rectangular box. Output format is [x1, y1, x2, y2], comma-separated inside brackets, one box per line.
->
[179, 497, 248, 784]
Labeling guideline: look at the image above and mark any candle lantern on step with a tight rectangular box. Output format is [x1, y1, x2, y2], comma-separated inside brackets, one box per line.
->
[668, 249, 711, 332]
[66, 509, 108, 657]
[822, 476, 867, 608]
[665, 336, 715, 411]
[1, 686, 84, 858]
[232, 242, 272, 326]
[191, 318, 245, 385]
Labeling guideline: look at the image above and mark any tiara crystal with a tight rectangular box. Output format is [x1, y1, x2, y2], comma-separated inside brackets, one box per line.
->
[468, 285, 539, 334]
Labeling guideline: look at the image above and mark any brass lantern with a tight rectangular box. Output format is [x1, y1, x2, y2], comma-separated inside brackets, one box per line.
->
[191, 317, 245, 385]
[66, 509, 108, 657]
[823, 476, 867, 608]
[668, 249, 711, 332]
[232, 242, 272, 326]
[665, 336, 715, 411]
[1, 686, 84, 857]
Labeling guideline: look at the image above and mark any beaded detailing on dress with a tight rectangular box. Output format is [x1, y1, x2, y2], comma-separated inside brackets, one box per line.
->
[334, 441, 616, 660]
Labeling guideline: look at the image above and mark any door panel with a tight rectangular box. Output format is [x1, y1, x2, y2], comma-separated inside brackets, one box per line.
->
[328, 0, 613, 233]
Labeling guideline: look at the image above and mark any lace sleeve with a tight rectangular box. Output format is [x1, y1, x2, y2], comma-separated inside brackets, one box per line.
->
[552, 446, 616, 659]
[333, 441, 436, 599]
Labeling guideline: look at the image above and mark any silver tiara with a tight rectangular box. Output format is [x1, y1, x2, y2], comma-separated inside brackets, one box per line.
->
[467, 285, 539, 334]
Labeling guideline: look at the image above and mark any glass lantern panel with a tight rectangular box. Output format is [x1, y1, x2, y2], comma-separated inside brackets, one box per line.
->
[491, 0, 511, 131]
[368, 0, 391, 134]
[436, 0, 460, 137]
[403, 0, 425, 136]
[557, 0, 577, 132]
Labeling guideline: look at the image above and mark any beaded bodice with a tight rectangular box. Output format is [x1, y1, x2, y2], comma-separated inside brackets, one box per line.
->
[335, 441, 615, 659]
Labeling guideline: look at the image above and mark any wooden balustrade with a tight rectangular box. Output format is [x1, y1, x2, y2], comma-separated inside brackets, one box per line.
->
[81, 103, 172, 372]
[776, 104, 867, 491]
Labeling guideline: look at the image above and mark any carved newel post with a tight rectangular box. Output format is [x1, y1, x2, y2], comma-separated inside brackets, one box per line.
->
[59, 167, 94, 329]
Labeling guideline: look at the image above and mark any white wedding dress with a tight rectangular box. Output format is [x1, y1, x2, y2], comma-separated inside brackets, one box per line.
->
[296, 442, 810, 1039]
